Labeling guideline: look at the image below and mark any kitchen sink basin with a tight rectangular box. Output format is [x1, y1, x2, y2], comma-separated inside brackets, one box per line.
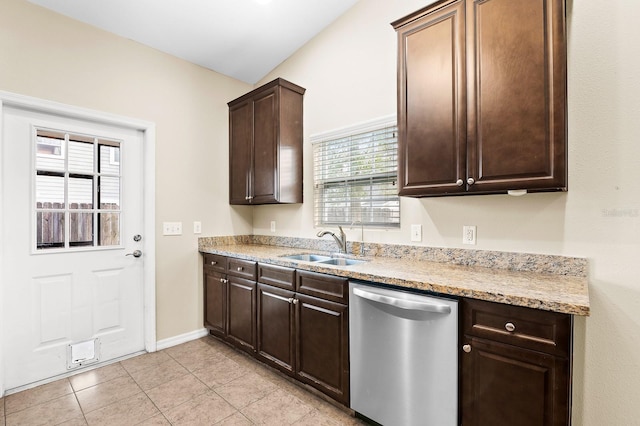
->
[316, 258, 367, 266]
[280, 253, 367, 266]
[281, 254, 333, 262]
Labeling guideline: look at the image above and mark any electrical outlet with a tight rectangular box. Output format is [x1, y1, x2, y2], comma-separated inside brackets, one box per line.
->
[410, 224, 422, 242]
[193, 221, 202, 234]
[463, 225, 476, 245]
[270, 221, 276, 232]
[163, 222, 182, 236]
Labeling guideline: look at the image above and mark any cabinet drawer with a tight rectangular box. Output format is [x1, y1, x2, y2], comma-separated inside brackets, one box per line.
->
[227, 258, 257, 280]
[296, 270, 348, 304]
[203, 253, 226, 273]
[258, 263, 295, 290]
[463, 298, 571, 357]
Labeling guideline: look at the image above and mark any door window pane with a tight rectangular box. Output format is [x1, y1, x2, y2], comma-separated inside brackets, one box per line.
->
[68, 139, 94, 174]
[69, 176, 93, 209]
[99, 213, 120, 246]
[37, 211, 65, 249]
[35, 133, 65, 171]
[99, 177, 120, 209]
[36, 174, 65, 208]
[70, 212, 93, 246]
[99, 143, 120, 174]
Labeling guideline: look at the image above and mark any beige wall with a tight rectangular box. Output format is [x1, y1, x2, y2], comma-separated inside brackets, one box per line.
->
[0, 0, 254, 341]
[254, 0, 640, 424]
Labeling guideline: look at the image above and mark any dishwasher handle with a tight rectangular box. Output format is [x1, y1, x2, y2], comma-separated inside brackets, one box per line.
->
[353, 287, 451, 314]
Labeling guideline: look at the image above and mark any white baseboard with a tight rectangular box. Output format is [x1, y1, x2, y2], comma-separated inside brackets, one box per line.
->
[156, 328, 209, 351]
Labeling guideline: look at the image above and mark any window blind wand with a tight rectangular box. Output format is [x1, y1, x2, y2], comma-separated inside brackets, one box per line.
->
[317, 226, 347, 254]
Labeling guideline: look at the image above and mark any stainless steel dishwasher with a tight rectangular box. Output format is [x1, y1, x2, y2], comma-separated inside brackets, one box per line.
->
[349, 281, 458, 426]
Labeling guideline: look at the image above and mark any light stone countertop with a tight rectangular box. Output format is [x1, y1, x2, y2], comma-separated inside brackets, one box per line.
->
[199, 237, 590, 316]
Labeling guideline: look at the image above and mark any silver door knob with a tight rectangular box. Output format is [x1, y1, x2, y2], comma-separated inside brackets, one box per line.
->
[467, 177, 475, 185]
[505, 322, 516, 332]
[125, 250, 142, 258]
[462, 344, 472, 353]
[456, 179, 463, 186]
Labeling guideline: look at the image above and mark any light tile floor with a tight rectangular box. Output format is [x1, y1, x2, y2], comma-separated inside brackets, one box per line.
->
[1, 336, 366, 425]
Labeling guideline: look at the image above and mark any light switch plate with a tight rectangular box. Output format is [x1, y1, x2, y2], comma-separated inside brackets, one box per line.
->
[163, 222, 182, 236]
[270, 221, 276, 232]
[193, 221, 202, 234]
[410, 224, 422, 242]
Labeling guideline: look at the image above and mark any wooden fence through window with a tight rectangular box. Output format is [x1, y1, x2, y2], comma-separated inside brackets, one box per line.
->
[36, 202, 120, 248]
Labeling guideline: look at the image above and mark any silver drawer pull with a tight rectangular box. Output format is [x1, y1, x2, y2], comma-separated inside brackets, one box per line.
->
[462, 344, 472, 353]
[505, 322, 516, 332]
[237, 267, 243, 272]
[210, 261, 217, 265]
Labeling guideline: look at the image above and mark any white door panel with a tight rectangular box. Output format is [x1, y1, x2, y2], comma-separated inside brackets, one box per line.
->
[2, 105, 145, 390]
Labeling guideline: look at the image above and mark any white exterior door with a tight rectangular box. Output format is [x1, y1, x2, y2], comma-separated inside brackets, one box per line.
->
[2, 104, 147, 391]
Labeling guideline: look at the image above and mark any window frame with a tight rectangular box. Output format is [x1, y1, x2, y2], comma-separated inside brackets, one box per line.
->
[32, 126, 124, 253]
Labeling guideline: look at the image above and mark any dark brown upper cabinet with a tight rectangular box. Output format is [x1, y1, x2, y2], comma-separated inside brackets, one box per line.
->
[228, 78, 305, 205]
[392, 0, 567, 197]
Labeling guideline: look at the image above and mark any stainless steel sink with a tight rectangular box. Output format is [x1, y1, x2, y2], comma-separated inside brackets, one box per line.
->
[316, 258, 366, 266]
[281, 254, 333, 262]
[280, 253, 367, 266]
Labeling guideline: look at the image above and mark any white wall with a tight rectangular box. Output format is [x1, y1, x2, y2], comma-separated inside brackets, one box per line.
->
[254, 0, 640, 424]
[0, 0, 254, 341]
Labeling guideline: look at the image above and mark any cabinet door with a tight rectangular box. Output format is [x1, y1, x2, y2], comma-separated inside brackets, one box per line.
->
[226, 275, 256, 352]
[229, 100, 253, 204]
[204, 269, 226, 337]
[397, 0, 466, 196]
[296, 294, 349, 405]
[252, 87, 279, 204]
[466, 0, 566, 193]
[461, 336, 570, 426]
[256, 283, 295, 375]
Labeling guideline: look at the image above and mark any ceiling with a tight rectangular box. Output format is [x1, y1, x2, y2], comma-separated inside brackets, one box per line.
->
[27, 0, 359, 84]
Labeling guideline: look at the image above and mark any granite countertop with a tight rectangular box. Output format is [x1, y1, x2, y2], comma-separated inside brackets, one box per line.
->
[199, 236, 590, 316]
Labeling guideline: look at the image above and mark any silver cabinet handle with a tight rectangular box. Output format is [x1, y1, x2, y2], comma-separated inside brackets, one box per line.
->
[125, 250, 142, 258]
[288, 298, 294, 304]
[467, 177, 475, 185]
[353, 288, 451, 314]
[463, 344, 472, 353]
[456, 179, 463, 186]
[505, 322, 516, 332]
[210, 261, 217, 265]
[237, 267, 243, 272]
[292, 299, 299, 305]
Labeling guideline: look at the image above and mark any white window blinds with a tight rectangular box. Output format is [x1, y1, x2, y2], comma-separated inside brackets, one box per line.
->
[312, 117, 400, 227]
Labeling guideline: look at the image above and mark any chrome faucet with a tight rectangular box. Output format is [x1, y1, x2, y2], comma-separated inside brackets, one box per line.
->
[317, 226, 347, 254]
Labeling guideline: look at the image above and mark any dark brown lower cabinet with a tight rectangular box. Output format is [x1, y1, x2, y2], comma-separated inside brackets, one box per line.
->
[296, 293, 349, 405]
[256, 266, 350, 406]
[257, 283, 295, 374]
[203, 254, 257, 354]
[461, 299, 572, 426]
[226, 276, 257, 352]
[204, 269, 226, 336]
